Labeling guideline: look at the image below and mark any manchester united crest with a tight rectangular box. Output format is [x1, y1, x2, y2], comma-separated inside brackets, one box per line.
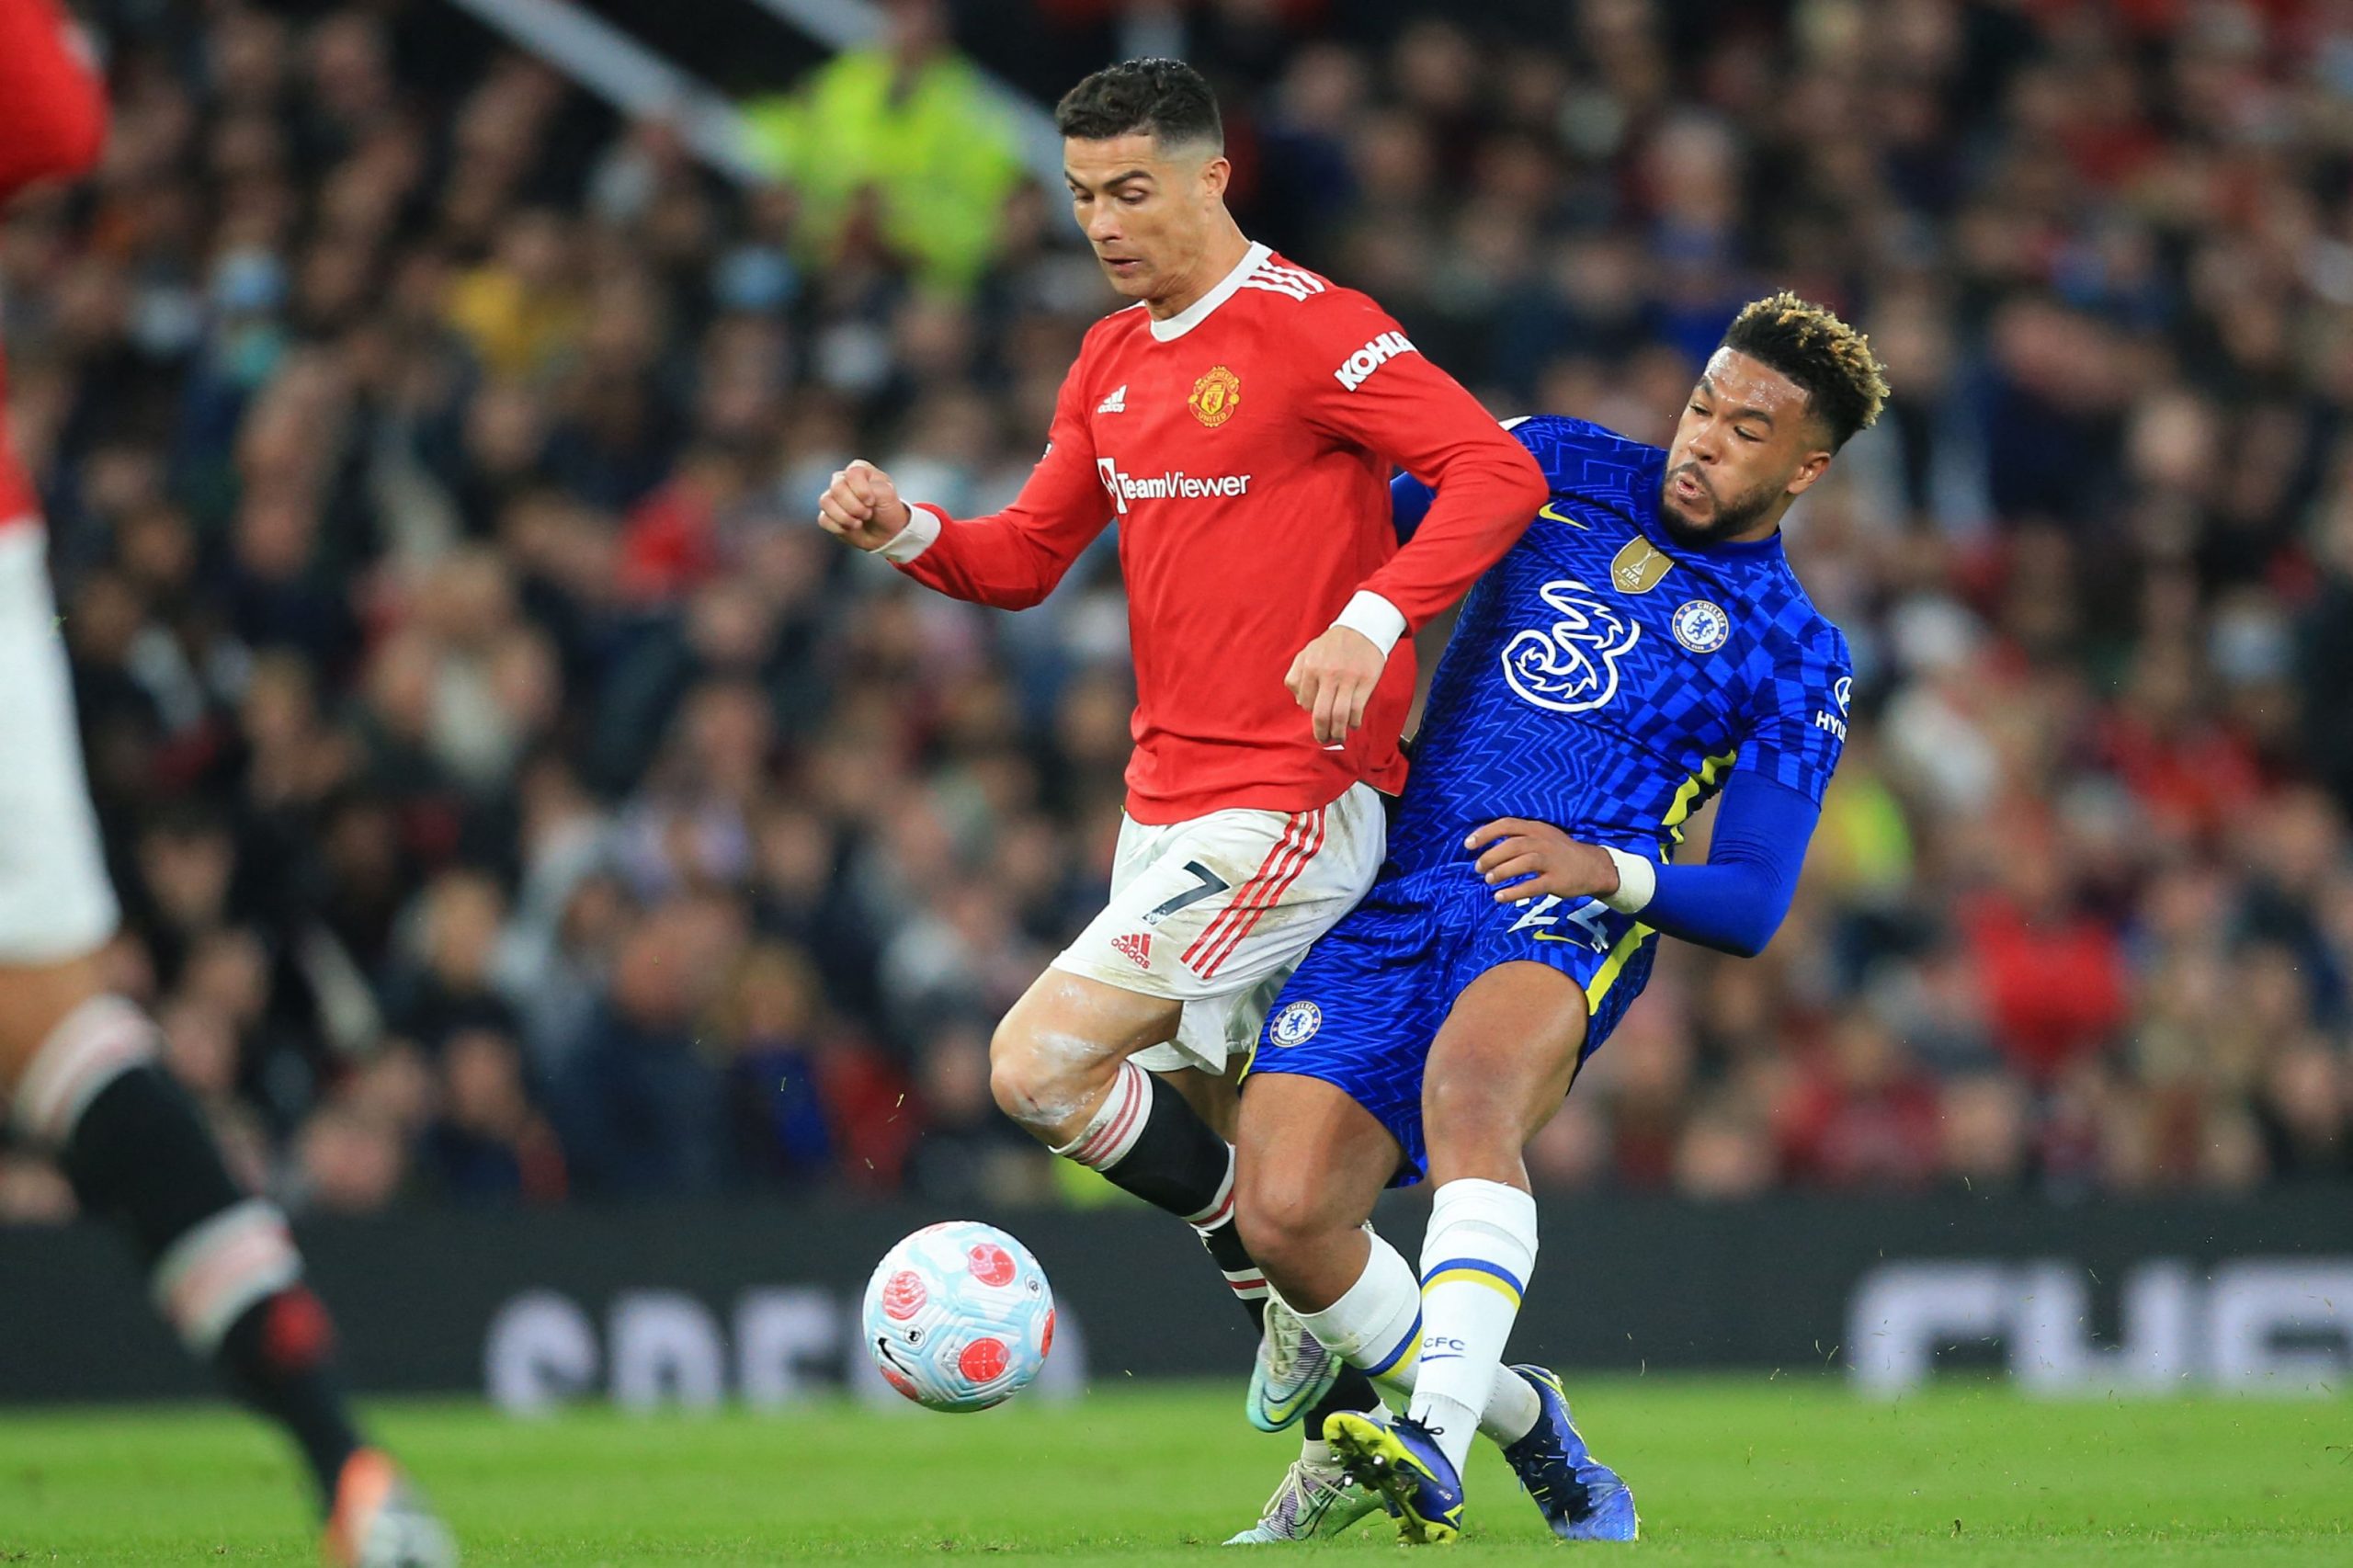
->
[1188, 365, 1242, 427]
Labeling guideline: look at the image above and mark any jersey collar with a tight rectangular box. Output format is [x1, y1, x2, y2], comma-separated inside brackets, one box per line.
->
[1148, 241, 1271, 343]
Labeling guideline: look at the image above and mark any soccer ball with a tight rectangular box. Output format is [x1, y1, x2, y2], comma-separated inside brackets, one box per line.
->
[862, 1221, 1054, 1412]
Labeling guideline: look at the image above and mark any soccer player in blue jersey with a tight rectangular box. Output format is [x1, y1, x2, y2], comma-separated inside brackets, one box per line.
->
[1222, 294, 1890, 1544]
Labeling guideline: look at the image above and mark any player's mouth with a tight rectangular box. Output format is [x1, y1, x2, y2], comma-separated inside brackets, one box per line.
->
[1669, 468, 1711, 508]
[1100, 255, 1143, 278]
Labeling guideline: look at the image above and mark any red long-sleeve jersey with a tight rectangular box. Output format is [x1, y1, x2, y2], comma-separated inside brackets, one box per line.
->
[892, 244, 1546, 824]
[0, 0, 108, 530]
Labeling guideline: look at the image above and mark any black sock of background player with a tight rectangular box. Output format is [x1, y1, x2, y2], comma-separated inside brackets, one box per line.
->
[215, 1287, 365, 1507]
[60, 1064, 361, 1508]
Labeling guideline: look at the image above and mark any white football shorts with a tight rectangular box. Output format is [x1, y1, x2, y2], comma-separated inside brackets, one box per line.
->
[0, 524, 121, 965]
[1051, 780, 1386, 1074]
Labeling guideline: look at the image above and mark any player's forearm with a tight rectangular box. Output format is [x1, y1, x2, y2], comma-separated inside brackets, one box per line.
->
[1355, 441, 1546, 640]
[1597, 773, 1820, 959]
[0, 0, 105, 200]
[886, 503, 1073, 611]
[1621, 861, 1789, 959]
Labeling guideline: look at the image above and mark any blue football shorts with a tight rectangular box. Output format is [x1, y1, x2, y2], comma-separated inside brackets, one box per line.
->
[1245, 858, 1657, 1185]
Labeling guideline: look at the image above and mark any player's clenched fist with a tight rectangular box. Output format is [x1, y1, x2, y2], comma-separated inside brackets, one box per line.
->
[1466, 817, 1620, 903]
[817, 459, 913, 551]
[1285, 625, 1384, 745]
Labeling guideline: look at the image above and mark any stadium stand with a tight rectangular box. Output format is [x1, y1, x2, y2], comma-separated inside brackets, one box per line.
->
[2, 0, 2348, 1221]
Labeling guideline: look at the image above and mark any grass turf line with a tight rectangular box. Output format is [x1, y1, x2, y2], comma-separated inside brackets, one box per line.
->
[0, 1377, 2346, 1563]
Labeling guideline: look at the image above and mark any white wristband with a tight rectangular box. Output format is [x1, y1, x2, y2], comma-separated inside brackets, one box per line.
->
[1331, 589, 1408, 655]
[876, 503, 940, 563]
[1598, 846, 1656, 914]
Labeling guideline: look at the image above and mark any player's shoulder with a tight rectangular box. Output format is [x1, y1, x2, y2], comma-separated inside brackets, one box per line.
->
[1500, 415, 1667, 492]
[1257, 256, 1405, 344]
[1748, 563, 1852, 676]
[1243, 249, 1344, 309]
[1079, 301, 1154, 354]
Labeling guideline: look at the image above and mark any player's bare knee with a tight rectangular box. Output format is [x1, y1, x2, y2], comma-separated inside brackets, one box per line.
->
[987, 1016, 1104, 1136]
[1233, 1163, 1324, 1278]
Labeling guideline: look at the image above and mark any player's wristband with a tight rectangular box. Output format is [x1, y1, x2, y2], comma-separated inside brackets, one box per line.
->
[1598, 846, 1656, 915]
[1332, 589, 1408, 655]
[876, 503, 940, 563]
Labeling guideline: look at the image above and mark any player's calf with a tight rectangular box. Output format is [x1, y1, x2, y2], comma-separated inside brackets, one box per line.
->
[7, 993, 402, 1525]
[992, 971, 1257, 1287]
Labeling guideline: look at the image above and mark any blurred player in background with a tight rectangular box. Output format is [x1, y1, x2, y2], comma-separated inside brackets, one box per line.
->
[817, 57, 1546, 1535]
[0, 4, 454, 1562]
[1229, 297, 1886, 1542]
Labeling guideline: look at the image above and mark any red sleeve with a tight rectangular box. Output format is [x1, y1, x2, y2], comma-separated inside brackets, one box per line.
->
[0, 0, 107, 203]
[1296, 294, 1545, 631]
[893, 351, 1111, 610]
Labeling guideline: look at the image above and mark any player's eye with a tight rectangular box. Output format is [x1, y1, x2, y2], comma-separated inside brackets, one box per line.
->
[1735, 427, 1763, 443]
[1688, 402, 1706, 416]
[1120, 190, 1147, 205]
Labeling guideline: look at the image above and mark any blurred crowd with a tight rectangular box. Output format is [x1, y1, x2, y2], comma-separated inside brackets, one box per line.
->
[3, 0, 2351, 1221]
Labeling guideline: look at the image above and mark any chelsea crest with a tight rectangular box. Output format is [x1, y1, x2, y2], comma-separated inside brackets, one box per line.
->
[1268, 1000, 1321, 1046]
[1671, 599, 1730, 653]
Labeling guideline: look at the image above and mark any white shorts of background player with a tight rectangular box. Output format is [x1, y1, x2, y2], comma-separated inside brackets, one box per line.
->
[1051, 780, 1384, 1074]
[0, 523, 121, 965]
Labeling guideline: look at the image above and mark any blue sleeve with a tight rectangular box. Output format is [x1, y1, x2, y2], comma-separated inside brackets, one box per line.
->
[1639, 772, 1821, 959]
[1391, 470, 1435, 543]
[1734, 629, 1851, 806]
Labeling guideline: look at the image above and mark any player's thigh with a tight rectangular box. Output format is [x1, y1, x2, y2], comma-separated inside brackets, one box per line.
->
[990, 966, 1185, 1109]
[1055, 785, 1385, 1079]
[1420, 961, 1590, 1183]
[0, 528, 119, 1080]
[1245, 876, 1444, 1187]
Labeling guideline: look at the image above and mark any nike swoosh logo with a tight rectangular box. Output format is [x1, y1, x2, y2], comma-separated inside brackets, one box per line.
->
[1529, 931, 1585, 944]
[1538, 501, 1586, 529]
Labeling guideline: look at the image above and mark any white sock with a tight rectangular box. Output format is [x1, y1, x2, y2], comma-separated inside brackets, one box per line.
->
[1290, 1226, 1541, 1448]
[1410, 1178, 1539, 1473]
[1293, 1229, 1423, 1396]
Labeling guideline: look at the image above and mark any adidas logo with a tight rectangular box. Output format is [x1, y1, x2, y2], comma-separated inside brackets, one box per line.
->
[1097, 384, 1128, 415]
[1110, 931, 1153, 970]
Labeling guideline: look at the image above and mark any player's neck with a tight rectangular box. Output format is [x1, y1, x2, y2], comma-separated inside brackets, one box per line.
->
[1145, 225, 1254, 322]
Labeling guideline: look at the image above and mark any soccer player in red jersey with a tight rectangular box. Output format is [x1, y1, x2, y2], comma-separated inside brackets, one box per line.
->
[820, 59, 1546, 1528]
[0, 5, 451, 1561]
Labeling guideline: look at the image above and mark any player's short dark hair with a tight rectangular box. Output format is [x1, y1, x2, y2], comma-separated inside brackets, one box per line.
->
[1055, 59, 1222, 152]
[1720, 292, 1891, 450]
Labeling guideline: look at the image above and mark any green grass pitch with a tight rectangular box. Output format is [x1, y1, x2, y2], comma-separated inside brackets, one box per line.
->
[1, 1378, 2346, 1563]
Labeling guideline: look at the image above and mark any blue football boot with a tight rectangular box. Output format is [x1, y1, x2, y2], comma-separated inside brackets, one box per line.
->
[1323, 1410, 1465, 1544]
[1501, 1366, 1638, 1540]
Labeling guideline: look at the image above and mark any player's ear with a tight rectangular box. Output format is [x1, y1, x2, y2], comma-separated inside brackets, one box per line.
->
[1782, 447, 1835, 499]
[1198, 152, 1232, 204]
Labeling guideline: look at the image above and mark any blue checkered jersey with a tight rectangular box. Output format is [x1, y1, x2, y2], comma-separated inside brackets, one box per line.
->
[1387, 415, 1853, 876]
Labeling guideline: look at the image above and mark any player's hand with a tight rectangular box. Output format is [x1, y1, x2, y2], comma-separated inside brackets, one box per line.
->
[817, 460, 913, 551]
[1465, 818, 1619, 903]
[1286, 626, 1385, 745]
